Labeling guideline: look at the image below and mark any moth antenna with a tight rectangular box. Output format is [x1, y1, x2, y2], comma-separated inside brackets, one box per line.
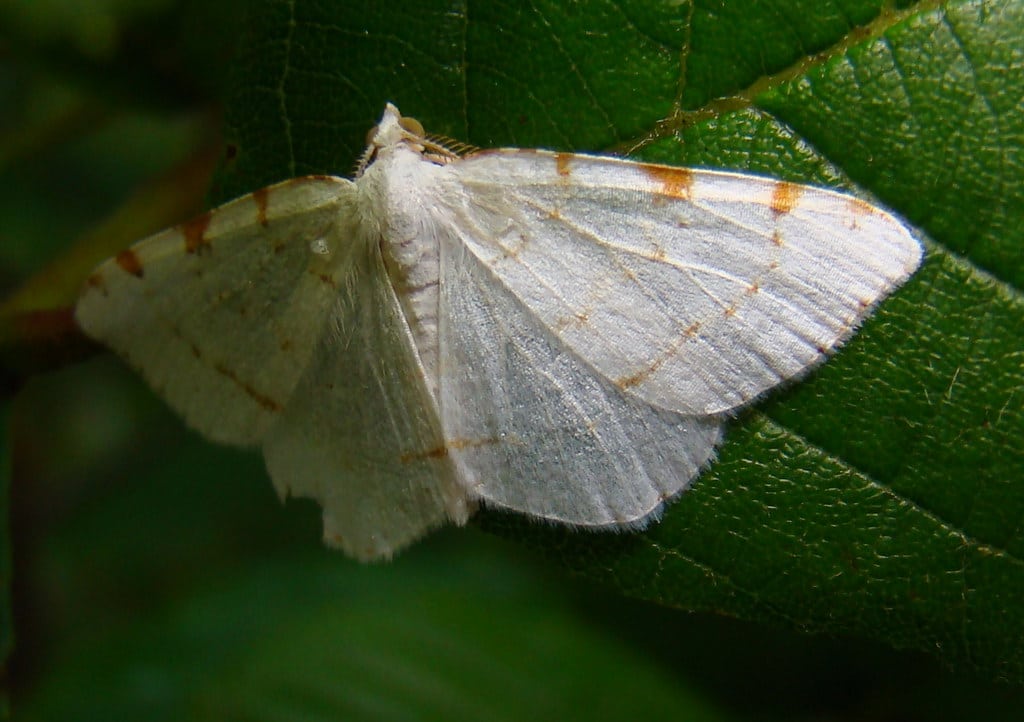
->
[422, 133, 480, 162]
[354, 144, 376, 176]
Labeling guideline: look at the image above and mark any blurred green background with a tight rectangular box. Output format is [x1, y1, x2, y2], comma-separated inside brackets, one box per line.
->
[2, 0, 1023, 720]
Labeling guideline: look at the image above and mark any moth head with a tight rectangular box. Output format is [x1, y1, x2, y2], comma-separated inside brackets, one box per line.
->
[356, 104, 466, 176]
[369, 103, 426, 145]
[356, 104, 427, 175]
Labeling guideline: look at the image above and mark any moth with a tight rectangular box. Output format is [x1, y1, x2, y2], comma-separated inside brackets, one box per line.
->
[77, 104, 922, 561]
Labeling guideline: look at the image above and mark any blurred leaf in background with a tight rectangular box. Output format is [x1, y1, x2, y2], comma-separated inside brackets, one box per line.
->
[2, 0, 1023, 720]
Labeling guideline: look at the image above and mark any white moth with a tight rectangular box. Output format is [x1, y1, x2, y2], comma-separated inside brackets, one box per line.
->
[76, 103, 922, 561]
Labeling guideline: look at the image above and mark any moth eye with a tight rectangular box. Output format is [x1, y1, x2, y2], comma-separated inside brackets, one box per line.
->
[365, 123, 380, 145]
[399, 116, 425, 138]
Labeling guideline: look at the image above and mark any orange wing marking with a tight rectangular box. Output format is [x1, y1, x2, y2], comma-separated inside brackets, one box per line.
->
[616, 321, 701, 391]
[212, 362, 283, 412]
[252, 187, 270, 227]
[182, 211, 213, 255]
[181, 328, 282, 412]
[845, 197, 875, 229]
[770, 180, 802, 216]
[85, 272, 108, 295]
[115, 249, 144, 278]
[400, 436, 512, 464]
[642, 164, 695, 200]
[555, 153, 574, 177]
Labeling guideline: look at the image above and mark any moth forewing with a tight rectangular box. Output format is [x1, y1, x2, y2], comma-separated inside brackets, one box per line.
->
[77, 177, 360, 445]
[446, 151, 922, 416]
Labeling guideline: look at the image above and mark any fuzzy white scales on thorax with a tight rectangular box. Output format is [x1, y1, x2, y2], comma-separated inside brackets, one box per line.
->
[358, 129, 454, 402]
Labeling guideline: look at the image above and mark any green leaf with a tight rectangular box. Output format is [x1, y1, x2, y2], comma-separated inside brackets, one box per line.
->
[18, 433, 728, 722]
[211, 0, 1023, 682]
